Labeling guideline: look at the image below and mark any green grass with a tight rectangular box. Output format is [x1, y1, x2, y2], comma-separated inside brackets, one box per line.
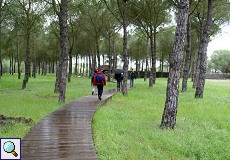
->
[0, 74, 115, 138]
[93, 78, 230, 160]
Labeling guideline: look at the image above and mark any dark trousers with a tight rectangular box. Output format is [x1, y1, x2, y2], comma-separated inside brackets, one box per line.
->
[117, 80, 121, 91]
[130, 79, 134, 88]
[97, 84, 104, 97]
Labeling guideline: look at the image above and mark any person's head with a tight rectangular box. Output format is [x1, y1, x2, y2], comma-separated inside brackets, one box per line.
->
[94, 70, 98, 73]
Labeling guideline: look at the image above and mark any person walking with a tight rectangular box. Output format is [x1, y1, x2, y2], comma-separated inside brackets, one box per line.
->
[91, 70, 98, 95]
[115, 72, 123, 92]
[130, 69, 136, 88]
[93, 70, 106, 100]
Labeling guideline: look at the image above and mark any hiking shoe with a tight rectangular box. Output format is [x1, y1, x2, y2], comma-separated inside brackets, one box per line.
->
[98, 95, 101, 100]
[92, 91, 94, 95]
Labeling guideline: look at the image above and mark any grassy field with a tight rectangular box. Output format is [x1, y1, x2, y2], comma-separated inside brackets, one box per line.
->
[1, 75, 229, 159]
[0, 74, 115, 138]
[93, 78, 230, 160]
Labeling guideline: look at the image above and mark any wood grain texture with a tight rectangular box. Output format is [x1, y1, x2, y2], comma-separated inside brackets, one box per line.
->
[22, 89, 116, 160]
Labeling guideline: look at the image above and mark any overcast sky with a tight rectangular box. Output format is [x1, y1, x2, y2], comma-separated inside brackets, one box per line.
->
[207, 25, 230, 59]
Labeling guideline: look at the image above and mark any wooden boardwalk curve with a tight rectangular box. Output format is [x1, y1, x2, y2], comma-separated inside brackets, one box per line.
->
[22, 89, 117, 160]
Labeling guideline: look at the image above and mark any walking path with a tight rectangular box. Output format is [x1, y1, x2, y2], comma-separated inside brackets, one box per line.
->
[22, 88, 117, 160]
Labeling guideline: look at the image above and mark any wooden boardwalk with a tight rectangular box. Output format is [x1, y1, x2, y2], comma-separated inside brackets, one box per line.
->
[22, 89, 117, 160]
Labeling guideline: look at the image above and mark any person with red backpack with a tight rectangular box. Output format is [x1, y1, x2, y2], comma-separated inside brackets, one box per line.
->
[93, 70, 106, 100]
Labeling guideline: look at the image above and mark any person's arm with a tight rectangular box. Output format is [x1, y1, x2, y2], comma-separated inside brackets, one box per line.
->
[103, 75, 106, 86]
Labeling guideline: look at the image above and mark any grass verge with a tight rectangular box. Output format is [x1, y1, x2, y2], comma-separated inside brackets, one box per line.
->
[93, 78, 230, 160]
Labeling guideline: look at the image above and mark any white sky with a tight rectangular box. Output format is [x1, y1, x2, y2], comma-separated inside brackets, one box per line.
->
[207, 25, 230, 59]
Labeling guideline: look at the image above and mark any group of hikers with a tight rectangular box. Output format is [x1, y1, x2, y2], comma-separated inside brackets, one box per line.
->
[91, 69, 136, 100]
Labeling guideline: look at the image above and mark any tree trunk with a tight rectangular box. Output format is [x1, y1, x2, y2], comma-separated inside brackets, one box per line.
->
[96, 39, 100, 67]
[182, 15, 191, 92]
[193, 49, 201, 88]
[141, 60, 144, 71]
[121, 1, 128, 95]
[91, 47, 96, 75]
[54, 60, 61, 92]
[108, 32, 112, 82]
[38, 60, 41, 74]
[16, 36, 21, 79]
[161, 53, 164, 77]
[136, 47, 140, 78]
[160, 0, 189, 129]
[57, 0, 68, 102]
[112, 33, 117, 71]
[10, 53, 12, 74]
[42, 55, 45, 75]
[44, 61, 47, 75]
[80, 56, 83, 75]
[190, 52, 196, 82]
[48, 59, 50, 73]
[144, 37, 149, 82]
[153, 29, 157, 83]
[82, 58, 85, 76]
[138, 60, 141, 78]
[137, 47, 141, 78]
[68, 52, 72, 82]
[14, 58, 16, 73]
[135, 59, 138, 77]
[75, 55, 78, 76]
[149, 29, 157, 87]
[195, 0, 213, 98]
[49, 59, 52, 73]
[88, 52, 92, 78]
[102, 54, 105, 65]
[149, 34, 154, 86]
[22, 30, 31, 89]
[52, 59, 55, 73]
[32, 43, 36, 78]
[32, 62, 36, 78]
[193, 29, 203, 88]
[130, 57, 132, 70]
[86, 56, 89, 77]
[11, 52, 14, 75]
[93, 49, 97, 71]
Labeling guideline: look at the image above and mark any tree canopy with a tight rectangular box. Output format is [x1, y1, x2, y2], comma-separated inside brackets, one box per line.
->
[208, 50, 230, 73]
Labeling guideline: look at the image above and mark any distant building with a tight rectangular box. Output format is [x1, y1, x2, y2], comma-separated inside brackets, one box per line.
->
[98, 65, 113, 72]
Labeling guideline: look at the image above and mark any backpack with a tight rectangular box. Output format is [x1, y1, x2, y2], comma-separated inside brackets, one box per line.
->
[121, 73, 124, 80]
[96, 74, 104, 83]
